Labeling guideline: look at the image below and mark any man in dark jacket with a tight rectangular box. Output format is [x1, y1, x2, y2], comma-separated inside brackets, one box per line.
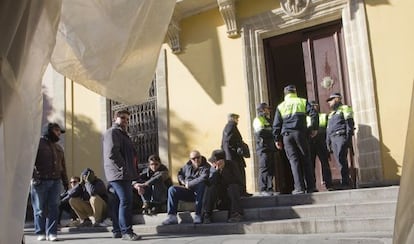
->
[221, 113, 252, 197]
[68, 168, 108, 227]
[31, 122, 68, 242]
[134, 154, 172, 215]
[202, 149, 243, 224]
[162, 150, 209, 225]
[103, 110, 141, 241]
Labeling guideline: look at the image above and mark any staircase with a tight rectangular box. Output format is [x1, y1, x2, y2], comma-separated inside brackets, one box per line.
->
[129, 186, 398, 236]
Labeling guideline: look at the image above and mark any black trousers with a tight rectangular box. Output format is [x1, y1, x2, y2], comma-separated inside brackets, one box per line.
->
[283, 131, 316, 192]
[257, 150, 275, 191]
[203, 184, 242, 217]
[329, 135, 350, 185]
[309, 133, 333, 188]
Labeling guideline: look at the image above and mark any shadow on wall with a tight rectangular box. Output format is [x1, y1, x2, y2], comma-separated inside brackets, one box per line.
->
[356, 124, 399, 182]
[176, 10, 225, 105]
[166, 110, 198, 180]
[65, 113, 104, 181]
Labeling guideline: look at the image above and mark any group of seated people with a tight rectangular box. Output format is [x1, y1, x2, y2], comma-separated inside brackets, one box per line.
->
[59, 149, 244, 227]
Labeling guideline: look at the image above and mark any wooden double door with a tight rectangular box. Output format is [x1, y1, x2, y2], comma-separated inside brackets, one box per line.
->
[263, 20, 355, 192]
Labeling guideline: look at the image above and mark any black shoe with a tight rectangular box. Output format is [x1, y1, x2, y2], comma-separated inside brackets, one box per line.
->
[122, 233, 142, 241]
[241, 192, 253, 197]
[203, 213, 212, 224]
[112, 232, 122, 239]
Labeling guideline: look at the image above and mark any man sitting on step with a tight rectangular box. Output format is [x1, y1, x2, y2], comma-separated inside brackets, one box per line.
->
[202, 149, 243, 224]
[162, 150, 210, 225]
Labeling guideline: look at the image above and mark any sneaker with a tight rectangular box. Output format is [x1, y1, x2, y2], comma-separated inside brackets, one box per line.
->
[162, 214, 178, 225]
[259, 191, 273, 196]
[112, 232, 122, 239]
[122, 232, 142, 241]
[36, 235, 46, 241]
[291, 189, 305, 195]
[76, 219, 92, 227]
[48, 234, 58, 242]
[193, 214, 202, 224]
[228, 212, 243, 223]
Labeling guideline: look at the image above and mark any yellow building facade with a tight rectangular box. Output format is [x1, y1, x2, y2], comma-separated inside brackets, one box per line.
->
[60, 0, 412, 192]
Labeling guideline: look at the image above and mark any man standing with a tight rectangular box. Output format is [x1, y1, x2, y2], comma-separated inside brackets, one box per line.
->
[273, 85, 318, 194]
[326, 93, 355, 189]
[162, 150, 209, 225]
[103, 110, 141, 241]
[308, 101, 333, 190]
[253, 103, 276, 196]
[31, 122, 69, 241]
[221, 113, 252, 197]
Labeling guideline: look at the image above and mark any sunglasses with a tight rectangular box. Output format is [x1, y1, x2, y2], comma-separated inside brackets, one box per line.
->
[150, 163, 160, 166]
[191, 156, 201, 160]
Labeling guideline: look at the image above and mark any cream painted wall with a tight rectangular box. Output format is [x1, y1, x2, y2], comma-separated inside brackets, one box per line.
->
[65, 81, 106, 181]
[165, 8, 256, 190]
[365, 0, 414, 180]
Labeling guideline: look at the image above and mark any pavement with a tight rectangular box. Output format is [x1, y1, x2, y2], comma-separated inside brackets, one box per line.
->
[24, 225, 393, 244]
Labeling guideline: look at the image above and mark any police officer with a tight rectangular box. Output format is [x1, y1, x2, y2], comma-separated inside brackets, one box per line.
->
[273, 85, 318, 194]
[307, 101, 333, 190]
[326, 92, 354, 188]
[253, 103, 276, 196]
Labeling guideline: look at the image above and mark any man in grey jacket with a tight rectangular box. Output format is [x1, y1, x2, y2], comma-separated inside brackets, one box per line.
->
[103, 110, 141, 241]
[162, 150, 210, 225]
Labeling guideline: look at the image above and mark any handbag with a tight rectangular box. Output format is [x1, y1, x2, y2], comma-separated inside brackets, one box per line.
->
[237, 142, 250, 158]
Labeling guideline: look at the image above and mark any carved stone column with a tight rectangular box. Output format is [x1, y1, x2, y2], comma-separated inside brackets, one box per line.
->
[167, 15, 181, 53]
[217, 0, 238, 38]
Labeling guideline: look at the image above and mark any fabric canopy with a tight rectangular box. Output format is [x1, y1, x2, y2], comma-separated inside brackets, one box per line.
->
[0, 0, 175, 243]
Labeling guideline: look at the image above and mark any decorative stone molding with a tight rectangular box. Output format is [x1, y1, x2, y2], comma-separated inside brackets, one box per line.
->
[241, 0, 383, 186]
[167, 15, 181, 54]
[217, 0, 238, 38]
[280, 0, 312, 18]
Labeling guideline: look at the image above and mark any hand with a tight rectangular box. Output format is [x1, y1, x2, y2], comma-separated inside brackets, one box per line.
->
[310, 130, 318, 138]
[275, 141, 283, 150]
[185, 181, 189, 189]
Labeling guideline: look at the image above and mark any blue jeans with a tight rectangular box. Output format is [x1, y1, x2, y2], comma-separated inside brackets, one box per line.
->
[30, 179, 62, 236]
[108, 180, 133, 235]
[167, 183, 206, 215]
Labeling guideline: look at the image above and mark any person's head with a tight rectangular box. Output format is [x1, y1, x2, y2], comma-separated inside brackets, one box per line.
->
[189, 150, 202, 168]
[81, 168, 96, 182]
[114, 110, 130, 130]
[227, 113, 240, 124]
[70, 176, 80, 188]
[326, 92, 342, 108]
[44, 122, 65, 142]
[283, 84, 297, 95]
[208, 149, 226, 169]
[257, 103, 271, 117]
[148, 154, 161, 172]
[309, 101, 320, 112]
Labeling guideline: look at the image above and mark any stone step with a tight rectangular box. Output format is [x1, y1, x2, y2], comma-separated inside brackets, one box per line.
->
[132, 200, 396, 225]
[61, 216, 394, 236]
[241, 186, 399, 209]
[127, 216, 395, 235]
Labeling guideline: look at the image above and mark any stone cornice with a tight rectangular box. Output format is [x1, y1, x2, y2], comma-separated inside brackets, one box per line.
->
[217, 0, 239, 38]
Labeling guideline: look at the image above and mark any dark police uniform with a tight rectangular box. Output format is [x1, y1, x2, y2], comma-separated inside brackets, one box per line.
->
[307, 112, 333, 189]
[326, 101, 354, 187]
[273, 87, 318, 194]
[253, 110, 276, 193]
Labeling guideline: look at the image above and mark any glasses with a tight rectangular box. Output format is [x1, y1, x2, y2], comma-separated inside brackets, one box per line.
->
[70, 181, 78, 184]
[191, 156, 201, 160]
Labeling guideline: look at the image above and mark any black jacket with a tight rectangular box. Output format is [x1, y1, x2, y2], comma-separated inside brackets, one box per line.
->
[177, 156, 210, 190]
[221, 121, 246, 167]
